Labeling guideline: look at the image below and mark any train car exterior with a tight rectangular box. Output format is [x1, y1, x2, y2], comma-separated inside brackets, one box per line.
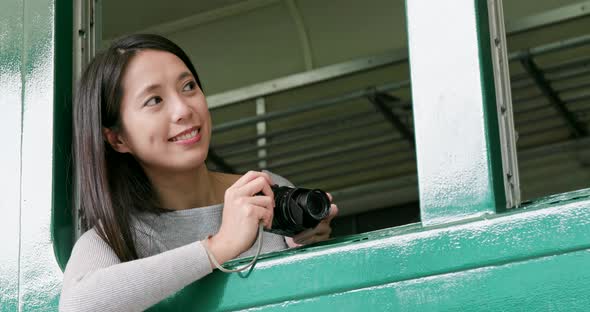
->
[1, 0, 589, 311]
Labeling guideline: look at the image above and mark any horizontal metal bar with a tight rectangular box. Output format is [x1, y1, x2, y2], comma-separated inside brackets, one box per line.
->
[567, 106, 590, 117]
[518, 136, 590, 162]
[296, 154, 416, 186]
[509, 34, 590, 62]
[220, 112, 383, 158]
[513, 103, 550, 115]
[462, 35, 590, 89]
[512, 68, 590, 91]
[513, 84, 590, 107]
[264, 135, 396, 171]
[511, 61, 590, 91]
[510, 78, 536, 90]
[520, 57, 587, 137]
[212, 110, 378, 151]
[230, 126, 404, 168]
[512, 92, 543, 104]
[514, 87, 590, 114]
[557, 93, 590, 113]
[516, 113, 564, 129]
[546, 66, 590, 82]
[518, 123, 569, 138]
[319, 168, 419, 194]
[281, 146, 414, 179]
[518, 153, 577, 171]
[518, 139, 575, 153]
[505, 1, 590, 35]
[557, 81, 590, 96]
[329, 173, 417, 199]
[511, 55, 590, 84]
[513, 84, 590, 112]
[565, 92, 590, 104]
[572, 103, 590, 116]
[240, 133, 402, 171]
[544, 55, 590, 74]
[212, 80, 410, 133]
[206, 49, 409, 109]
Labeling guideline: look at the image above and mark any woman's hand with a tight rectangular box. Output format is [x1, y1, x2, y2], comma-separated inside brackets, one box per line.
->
[287, 192, 339, 247]
[206, 171, 275, 267]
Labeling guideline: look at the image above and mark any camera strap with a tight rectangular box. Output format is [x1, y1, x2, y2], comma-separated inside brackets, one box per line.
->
[203, 224, 264, 273]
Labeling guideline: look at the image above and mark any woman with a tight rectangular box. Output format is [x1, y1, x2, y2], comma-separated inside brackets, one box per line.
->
[60, 34, 338, 311]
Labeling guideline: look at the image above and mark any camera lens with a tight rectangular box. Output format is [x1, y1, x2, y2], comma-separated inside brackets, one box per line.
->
[266, 185, 331, 237]
[298, 189, 330, 219]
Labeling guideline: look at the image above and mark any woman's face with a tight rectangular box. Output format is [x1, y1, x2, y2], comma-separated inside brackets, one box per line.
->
[113, 49, 212, 173]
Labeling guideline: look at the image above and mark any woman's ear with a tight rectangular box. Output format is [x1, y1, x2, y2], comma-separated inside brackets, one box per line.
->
[102, 127, 131, 153]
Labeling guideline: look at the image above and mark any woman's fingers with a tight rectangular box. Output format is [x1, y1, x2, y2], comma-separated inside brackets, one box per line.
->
[246, 203, 273, 229]
[245, 194, 274, 209]
[292, 204, 338, 245]
[239, 176, 274, 197]
[231, 171, 273, 189]
[326, 204, 338, 222]
[246, 195, 274, 227]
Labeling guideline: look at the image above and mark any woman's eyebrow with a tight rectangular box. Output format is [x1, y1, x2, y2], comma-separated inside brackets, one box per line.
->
[136, 83, 160, 100]
[177, 71, 193, 81]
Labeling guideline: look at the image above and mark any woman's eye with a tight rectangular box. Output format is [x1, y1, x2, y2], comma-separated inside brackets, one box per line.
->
[144, 96, 162, 107]
[183, 81, 196, 92]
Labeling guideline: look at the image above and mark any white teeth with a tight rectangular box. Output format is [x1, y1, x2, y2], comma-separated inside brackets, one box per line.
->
[172, 129, 199, 141]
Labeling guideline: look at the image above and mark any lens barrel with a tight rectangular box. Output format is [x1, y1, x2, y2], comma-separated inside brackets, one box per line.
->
[266, 185, 331, 237]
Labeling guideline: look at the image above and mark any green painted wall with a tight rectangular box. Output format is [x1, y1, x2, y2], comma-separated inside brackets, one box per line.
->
[0, 0, 24, 310]
[148, 188, 590, 311]
[1, 0, 589, 311]
[0, 0, 69, 310]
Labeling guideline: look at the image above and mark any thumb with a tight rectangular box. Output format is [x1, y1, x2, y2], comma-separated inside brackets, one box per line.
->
[325, 204, 338, 222]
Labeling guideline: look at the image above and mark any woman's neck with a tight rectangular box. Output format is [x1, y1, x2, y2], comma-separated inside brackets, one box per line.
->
[144, 164, 234, 210]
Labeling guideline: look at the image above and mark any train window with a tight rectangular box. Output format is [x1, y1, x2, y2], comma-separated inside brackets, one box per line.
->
[87, 0, 421, 244]
[498, 0, 590, 204]
[68, 0, 590, 259]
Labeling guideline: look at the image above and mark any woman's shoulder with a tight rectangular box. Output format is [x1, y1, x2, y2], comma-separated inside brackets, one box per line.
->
[71, 227, 114, 251]
[67, 227, 120, 266]
[75, 227, 102, 244]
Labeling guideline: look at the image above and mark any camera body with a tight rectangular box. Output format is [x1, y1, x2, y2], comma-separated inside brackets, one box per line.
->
[265, 185, 331, 237]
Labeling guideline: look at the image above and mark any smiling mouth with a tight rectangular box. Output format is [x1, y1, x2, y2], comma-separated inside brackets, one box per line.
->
[169, 127, 200, 142]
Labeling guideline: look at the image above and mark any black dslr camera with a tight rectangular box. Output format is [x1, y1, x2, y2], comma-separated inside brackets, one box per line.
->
[265, 185, 331, 237]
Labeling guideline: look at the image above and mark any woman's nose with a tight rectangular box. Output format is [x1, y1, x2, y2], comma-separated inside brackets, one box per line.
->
[170, 95, 193, 123]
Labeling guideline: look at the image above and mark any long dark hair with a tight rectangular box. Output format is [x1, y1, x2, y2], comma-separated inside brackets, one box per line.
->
[73, 34, 203, 261]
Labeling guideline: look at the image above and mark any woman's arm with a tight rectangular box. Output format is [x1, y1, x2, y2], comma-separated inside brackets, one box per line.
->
[59, 228, 212, 312]
[61, 171, 276, 312]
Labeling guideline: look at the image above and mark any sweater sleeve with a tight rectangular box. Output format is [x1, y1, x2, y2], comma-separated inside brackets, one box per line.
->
[59, 228, 213, 312]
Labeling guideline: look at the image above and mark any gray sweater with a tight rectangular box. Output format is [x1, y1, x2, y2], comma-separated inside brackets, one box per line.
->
[59, 172, 292, 312]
